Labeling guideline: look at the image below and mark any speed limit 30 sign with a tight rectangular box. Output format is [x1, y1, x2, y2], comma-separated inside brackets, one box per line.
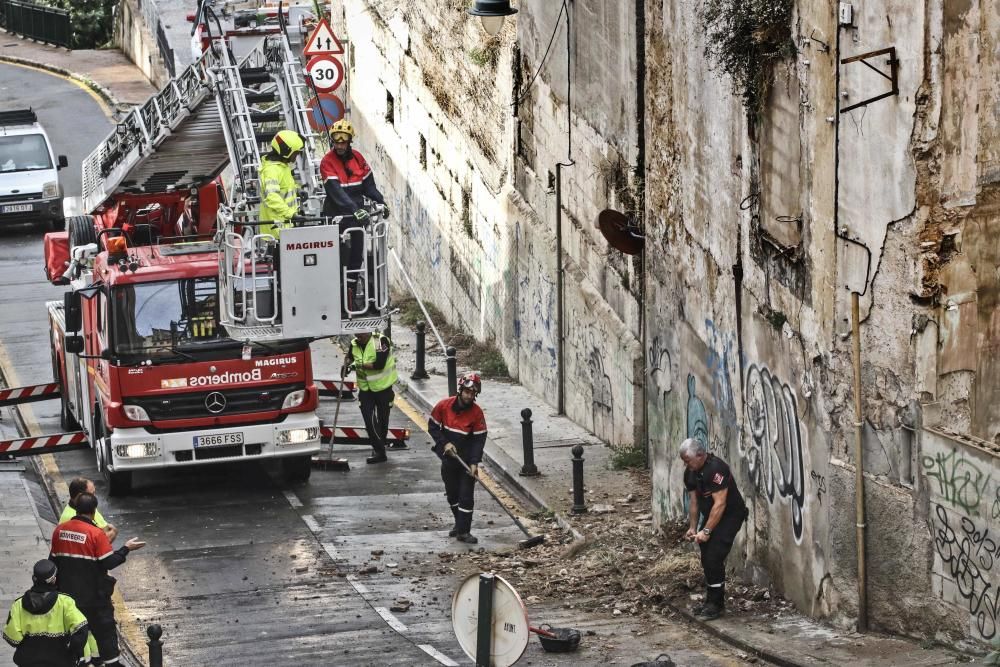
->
[306, 54, 344, 93]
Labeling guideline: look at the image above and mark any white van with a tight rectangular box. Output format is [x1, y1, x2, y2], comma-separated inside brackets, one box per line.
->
[0, 109, 68, 230]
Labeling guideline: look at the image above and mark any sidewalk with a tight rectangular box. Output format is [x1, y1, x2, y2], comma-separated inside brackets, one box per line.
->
[0, 29, 157, 109]
[388, 318, 978, 667]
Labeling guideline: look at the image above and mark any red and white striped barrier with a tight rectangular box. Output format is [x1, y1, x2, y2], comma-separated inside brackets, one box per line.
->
[0, 431, 88, 456]
[320, 425, 410, 445]
[0, 382, 61, 407]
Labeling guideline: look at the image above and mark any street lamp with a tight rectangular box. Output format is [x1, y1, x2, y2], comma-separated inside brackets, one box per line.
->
[467, 0, 518, 37]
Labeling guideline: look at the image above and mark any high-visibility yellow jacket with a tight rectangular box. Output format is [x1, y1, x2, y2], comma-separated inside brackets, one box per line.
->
[350, 334, 398, 392]
[3, 587, 89, 665]
[258, 156, 299, 238]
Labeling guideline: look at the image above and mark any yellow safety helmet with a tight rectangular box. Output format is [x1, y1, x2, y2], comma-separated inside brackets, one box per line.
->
[329, 119, 355, 143]
[270, 130, 304, 159]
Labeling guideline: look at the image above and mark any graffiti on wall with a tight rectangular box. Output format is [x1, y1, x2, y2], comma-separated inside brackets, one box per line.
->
[741, 363, 806, 543]
[922, 448, 991, 517]
[930, 503, 1000, 639]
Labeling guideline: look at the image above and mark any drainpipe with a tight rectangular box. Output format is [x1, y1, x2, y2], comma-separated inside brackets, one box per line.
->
[835, 13, 868, 633]
[555, 0, 574, 416]
[851, 291, 868, 632]
[556, 162, 566, 415]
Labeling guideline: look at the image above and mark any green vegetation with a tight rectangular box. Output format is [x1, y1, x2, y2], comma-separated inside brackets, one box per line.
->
[610, 445, 647, 470]
[698, 0, 796, 122]
[41, 0, 115, 48]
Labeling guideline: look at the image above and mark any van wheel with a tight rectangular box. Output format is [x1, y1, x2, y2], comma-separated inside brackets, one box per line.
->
[282, 454, 312, 483]
[67, 215, 97, 248]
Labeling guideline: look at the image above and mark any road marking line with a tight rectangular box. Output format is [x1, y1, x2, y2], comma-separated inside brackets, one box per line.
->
[394, 394, 428, 431]
[345, 574, 368, 594]
[301, 514, 321, 532]
[418, 644, 459, 666]
[0, 59, 113, 118]
[374, 606, 408, 632]
[283, 490, 303, 507]
[320, 541, 340, 560]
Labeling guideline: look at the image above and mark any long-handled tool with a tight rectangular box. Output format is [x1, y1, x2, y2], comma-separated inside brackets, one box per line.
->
[447, 448, 480, 481]
[313, 342, 351, 471]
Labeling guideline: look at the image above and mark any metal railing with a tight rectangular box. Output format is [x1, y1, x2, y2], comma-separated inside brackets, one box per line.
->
[0, 0, 70, 47]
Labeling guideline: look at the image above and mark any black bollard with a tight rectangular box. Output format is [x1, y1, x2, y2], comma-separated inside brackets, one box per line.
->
[446, 346, 457, 395]
[571, 445, 588, 514]
[519, 408, 539, 476]
[147, 624, 163, 667]
[411, 321, 430, 380]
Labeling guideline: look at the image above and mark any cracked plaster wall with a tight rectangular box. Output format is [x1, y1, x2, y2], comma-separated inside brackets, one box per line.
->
[646, 0, 1000, 645]
[337, 0, 643, 447]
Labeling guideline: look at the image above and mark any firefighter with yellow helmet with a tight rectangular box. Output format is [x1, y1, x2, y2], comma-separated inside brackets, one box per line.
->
[258, 129, 304, 238]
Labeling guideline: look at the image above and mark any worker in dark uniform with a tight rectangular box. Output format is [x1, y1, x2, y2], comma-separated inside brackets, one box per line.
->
[3, 559, 89, 666]
[428, 373, 487, 544]
[681, 437, 748, 621]
[343, 329, 398, 464]
[50, 493, 145, 667]
[320, 119, 389, 311]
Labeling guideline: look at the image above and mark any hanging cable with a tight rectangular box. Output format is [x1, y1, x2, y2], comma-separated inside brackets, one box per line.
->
[513, 0, 568, 108]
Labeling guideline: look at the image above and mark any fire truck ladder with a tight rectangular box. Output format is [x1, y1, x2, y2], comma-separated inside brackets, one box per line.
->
[80, 45, 230, 215]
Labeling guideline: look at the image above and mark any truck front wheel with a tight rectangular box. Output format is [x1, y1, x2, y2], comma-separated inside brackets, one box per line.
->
[282, 454, 312, 483]
[95, 411, 132, 496]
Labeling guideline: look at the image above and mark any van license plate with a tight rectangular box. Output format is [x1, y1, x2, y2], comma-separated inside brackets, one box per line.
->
[193, 432, 244, 448]
[2, 204, 32, 213]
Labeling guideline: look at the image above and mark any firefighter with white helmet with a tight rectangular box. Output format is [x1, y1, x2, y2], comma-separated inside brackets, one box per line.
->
[428, 373, 488, 544]
[320, 119, 389, 310]
[258, 129, 304, 239]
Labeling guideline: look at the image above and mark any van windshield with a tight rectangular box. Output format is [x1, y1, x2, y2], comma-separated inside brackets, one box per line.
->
[0, 134, 52, 172]
[112, 278, 229, 356]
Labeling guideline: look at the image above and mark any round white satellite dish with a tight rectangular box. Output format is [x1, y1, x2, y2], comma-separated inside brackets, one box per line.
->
[452, 573, 529, 667]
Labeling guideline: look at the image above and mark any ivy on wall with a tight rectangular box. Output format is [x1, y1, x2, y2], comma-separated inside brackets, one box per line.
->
[697, 0, 796, 125]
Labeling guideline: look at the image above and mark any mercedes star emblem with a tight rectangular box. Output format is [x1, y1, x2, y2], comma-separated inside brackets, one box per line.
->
[205, 391, 227, 414]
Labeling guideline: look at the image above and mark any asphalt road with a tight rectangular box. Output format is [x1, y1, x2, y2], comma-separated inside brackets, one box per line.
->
[0, 62, 110, 212]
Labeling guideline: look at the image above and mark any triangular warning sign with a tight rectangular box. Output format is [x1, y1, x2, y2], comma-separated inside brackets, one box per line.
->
[303, 19, 344, 57]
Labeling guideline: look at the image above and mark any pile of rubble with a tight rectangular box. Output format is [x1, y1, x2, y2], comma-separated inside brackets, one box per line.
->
[448, 469, 789, 618]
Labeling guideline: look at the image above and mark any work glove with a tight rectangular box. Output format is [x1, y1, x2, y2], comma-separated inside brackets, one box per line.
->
[354, 208, 369, 222]
[442, 443, 457, 458]
[469, 464, 479, 478]
[382, 204, 391, 219]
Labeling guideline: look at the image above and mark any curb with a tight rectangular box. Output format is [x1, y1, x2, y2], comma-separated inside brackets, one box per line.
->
[663, 602, 806, 667]
[395, 377, 585, 543]
[0, 50, 126, 113]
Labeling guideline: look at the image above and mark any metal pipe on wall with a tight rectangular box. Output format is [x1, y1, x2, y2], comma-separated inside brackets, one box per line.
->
[556, 162, 565, 415]
[851, 290, 869, 632]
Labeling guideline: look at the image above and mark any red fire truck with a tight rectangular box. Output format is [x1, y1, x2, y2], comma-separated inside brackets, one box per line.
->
[31, 11, 398, 495]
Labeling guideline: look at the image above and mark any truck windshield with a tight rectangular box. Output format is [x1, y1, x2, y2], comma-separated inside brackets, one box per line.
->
[112, 277, 228, 356]
[0, 134, 52, 172]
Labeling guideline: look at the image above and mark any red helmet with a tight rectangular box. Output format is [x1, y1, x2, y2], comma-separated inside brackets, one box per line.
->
[457, 372, 482, 395]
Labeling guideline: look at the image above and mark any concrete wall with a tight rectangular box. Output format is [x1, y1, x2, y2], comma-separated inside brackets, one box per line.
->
[340, 1, 643, 448]
[114, 0, 171, 89]
[645, 0, 1000, 646]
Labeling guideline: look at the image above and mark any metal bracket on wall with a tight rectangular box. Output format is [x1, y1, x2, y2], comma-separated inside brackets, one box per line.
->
[839, 46, 899, 113]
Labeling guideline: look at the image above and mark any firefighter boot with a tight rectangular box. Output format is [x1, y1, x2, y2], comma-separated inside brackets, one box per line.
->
[696, 585, 725, 621]
[448, 504, 460, 537]
[366, 442, 387, 464]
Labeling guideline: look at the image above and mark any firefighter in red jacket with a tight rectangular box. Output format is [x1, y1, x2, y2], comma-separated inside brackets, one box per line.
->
[49, 493, 145, 667]
[428, 373, 487, 544]
[320, 119, 389, 310]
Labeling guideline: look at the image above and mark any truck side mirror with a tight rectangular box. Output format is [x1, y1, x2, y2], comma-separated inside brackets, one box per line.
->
[57, 155, 68, 170]
[65, 335, 84, 355]
[64, 291, 82, 332]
